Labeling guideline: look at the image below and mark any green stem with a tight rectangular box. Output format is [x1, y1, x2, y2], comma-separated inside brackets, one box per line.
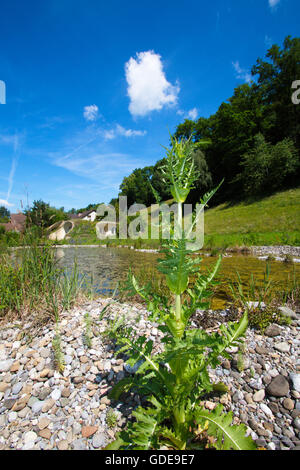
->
[175, 294, 181, 323]
[177, 201, 182, 238]
[174, 201, 183, 335]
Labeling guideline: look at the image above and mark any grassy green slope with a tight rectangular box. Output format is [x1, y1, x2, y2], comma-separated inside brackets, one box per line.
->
[54, 188, 300, 248]
[203, 188, 300, 247]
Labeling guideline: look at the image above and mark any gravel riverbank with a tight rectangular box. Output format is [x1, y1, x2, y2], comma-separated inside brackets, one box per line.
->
[0, 298, 299, 450]
[250, 245, 300, 257]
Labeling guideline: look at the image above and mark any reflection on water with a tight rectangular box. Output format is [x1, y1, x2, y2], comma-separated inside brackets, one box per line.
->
[55, 247, 300, 310]
[56, 247, 160, 297]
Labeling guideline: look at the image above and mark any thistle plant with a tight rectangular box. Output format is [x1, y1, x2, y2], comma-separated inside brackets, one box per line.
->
[106, 136, 255, 450]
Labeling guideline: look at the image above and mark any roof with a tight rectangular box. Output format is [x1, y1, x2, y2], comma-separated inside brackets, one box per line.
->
[81, 209, 96, 217]
[1, 213, 26, 232]
[69, 209, 96, 219]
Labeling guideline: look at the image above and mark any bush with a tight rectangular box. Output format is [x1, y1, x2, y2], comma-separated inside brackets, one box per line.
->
[237, 134, 299, 197]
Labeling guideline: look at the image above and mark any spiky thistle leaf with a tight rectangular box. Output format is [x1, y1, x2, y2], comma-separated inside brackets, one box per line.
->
[195, 404, 257, 450]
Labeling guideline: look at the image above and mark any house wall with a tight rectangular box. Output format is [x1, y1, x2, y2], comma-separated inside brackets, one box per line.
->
[82, 211, 96, 222]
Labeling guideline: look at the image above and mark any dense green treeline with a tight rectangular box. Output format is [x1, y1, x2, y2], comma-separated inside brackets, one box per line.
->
[116, 36, 300, 207]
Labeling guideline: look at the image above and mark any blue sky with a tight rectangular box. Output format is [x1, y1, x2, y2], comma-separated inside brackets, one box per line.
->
[0, 0, 299, 211]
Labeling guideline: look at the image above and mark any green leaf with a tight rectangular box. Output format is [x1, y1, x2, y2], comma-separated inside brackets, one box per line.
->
[195, 404, 257, 450]
[104, 435, 128, 450]
[212, 382, 229, 394]
[108, 376, 136, 400]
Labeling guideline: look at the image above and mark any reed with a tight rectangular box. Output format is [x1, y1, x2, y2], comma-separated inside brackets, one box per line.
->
[0, 239, 87, 322]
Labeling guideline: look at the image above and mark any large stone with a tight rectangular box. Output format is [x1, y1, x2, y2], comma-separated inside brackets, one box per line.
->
[274, 342, 290, 353]
[264, 324, 282, 337]
[266, 375, 290, 397]
[278, 306, 297, 320]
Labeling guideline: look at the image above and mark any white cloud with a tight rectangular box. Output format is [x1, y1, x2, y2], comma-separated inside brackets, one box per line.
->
[103, 129, 116, 140]
[0, 132, 23, 205]
[268, 0, 280, 9]
[53, 150, 146, 193]
[265, 35, 273, 48]
[177, 108, 198, 121]
[125, 50, 180, 117]
[0, 199, 13, 207]
[115, 124, 146, 138]
[187, 108, 198, 120]
[102, 124, 146, 140]
[83, 104, 99, 122]
[49, 128, 149, 197]
[232, 61, 252, 84]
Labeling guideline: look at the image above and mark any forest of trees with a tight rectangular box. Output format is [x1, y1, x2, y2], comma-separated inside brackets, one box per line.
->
[115, 36, 300, 207]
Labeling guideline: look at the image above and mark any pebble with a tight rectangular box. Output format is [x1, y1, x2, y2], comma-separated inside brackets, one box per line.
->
[0, 360, 13, 372]
[0, 298, 299, 451]
[264, 324, 282, 337]
[289, 373, 300, 393]
[266, 375, 290, 397]
[283, 398, 295, 410]
[82, 425, 98, 438]
[38, 417, 51, 430]
[260, 404, 273, 417]
[31, 400, 45, 414]
[23, 431, 37, 444]
[92, 432, 107, 449]
[51, 389, 61, 401]
[274, 342, 290, 353]
[253, 389, 265, 402]
[57, 440, 69, 450]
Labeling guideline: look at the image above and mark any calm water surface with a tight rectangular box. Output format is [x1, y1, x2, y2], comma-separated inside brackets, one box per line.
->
[54, 246, 300, 310]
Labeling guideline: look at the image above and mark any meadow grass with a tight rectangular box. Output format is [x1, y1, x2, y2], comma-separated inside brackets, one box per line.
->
[203, 187, 300, 236]
[54, 188, 300, 249]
